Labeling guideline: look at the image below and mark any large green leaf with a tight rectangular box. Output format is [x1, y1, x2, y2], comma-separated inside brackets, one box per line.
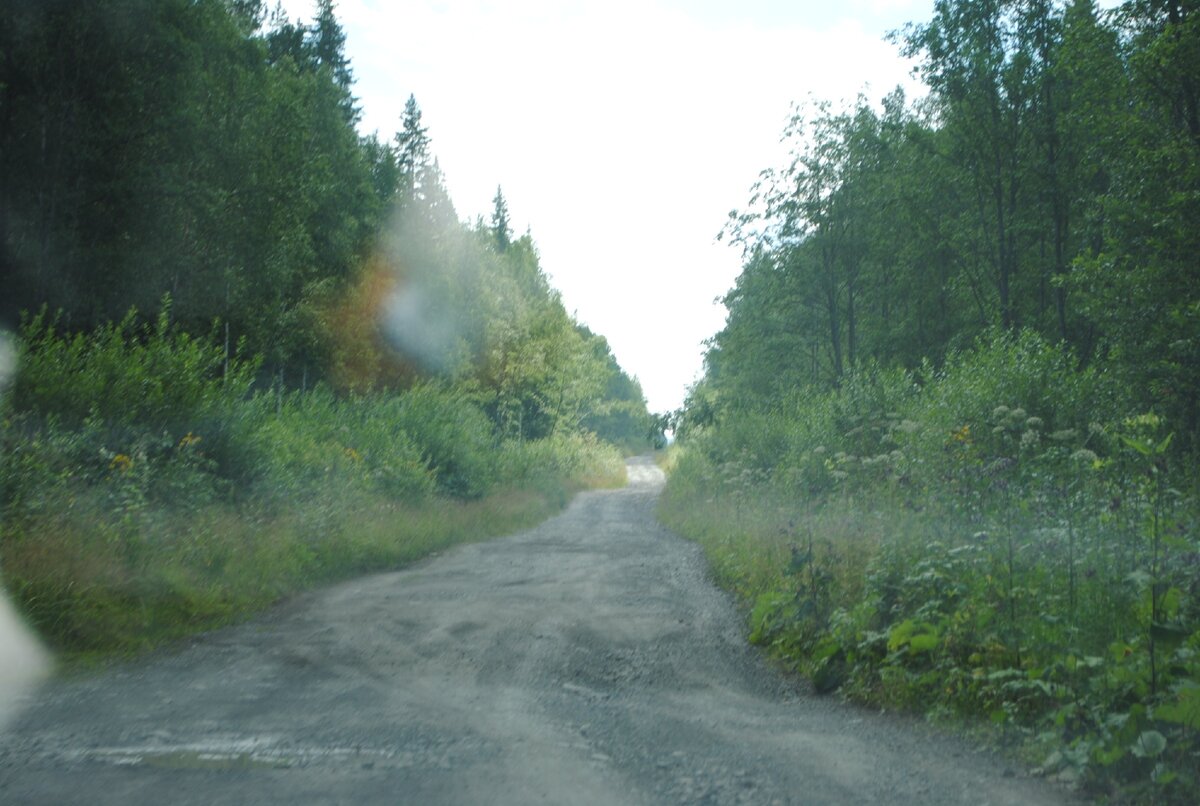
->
[1130, 730, 1167, 759]
[1156, 685, 1200, 730]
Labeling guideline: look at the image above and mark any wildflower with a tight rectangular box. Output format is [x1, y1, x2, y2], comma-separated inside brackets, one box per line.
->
[1020, 430, 1040, 449]
[1010, 408, 1027, 422]
[1025, 416, 1044, 430]
[950, 424, 972, 444]
[992, 405, 1010, 420]
[110, 453, 133, 473]
[1049, 429, 1077, 442]
[344, 447, 363, 463]
[179, 432, 201, 448]
[1070, 448, 1098, 465]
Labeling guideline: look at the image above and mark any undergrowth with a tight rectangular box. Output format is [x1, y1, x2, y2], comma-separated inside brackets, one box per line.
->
[661, 331, 1200, 804]
[1, 309, 626, 664]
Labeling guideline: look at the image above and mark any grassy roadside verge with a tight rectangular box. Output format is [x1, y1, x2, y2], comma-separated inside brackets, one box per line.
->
[658, 337, 1199, 804]
[658, 457, 1199, 803]
[3, 470, 618, 667]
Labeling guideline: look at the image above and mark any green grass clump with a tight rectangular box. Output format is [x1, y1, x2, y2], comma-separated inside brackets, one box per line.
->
[661, 330, 1200, 804]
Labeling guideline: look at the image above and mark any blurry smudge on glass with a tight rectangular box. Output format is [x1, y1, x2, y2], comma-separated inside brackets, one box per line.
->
[0, 332, 51, 730]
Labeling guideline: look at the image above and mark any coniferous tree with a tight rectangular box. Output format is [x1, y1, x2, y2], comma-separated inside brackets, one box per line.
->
[395, 94, 431, 209]
[310, 0, 356, 121]
[491, 186, 512, 252]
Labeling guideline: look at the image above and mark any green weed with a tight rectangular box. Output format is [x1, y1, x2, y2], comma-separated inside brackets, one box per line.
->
[661, 331, 1199, 803]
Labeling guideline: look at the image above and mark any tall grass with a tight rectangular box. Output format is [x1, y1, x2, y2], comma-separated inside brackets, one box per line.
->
[661, 331, 1200, 803]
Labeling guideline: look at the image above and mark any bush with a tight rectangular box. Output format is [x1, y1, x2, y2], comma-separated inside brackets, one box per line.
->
[495, 430, 625, 489]
[383, 383, 497, 498]
[664, 329, 1199, 803]
[911, 329, 1120, 459]
[246, 388, 436, 500]
[12, 304, 257, 431]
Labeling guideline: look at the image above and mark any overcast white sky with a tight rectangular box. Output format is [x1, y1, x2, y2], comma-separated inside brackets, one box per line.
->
[279, 0, 936, 412]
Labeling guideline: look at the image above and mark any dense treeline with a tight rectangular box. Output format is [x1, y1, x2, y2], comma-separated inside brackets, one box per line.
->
[1, 0, 372, 365]
[0, 0, 649, 444]
[707, 0, 1198, 445]
[0, 0, 649, 655]
[665, 1, 1199, 801]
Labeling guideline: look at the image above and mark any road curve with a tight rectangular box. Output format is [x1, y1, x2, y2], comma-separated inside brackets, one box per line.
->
[0, 457, 1070, 805]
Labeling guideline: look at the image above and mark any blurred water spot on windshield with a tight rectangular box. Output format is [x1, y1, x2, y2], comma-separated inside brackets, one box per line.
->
[0, 331, 52, 730]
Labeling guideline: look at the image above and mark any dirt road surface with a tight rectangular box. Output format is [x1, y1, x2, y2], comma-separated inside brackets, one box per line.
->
[0, 458, 1070, 805]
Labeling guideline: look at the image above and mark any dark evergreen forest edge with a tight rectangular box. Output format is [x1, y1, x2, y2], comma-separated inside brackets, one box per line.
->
[0, 1, 654, 661]
[660, 0, 1199, 801]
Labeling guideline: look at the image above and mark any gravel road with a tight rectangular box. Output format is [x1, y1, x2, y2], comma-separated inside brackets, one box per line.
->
[0, 457, 1071, 805]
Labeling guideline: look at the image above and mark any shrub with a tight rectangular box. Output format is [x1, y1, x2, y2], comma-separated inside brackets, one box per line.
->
[664, 329, 1198, 803]
[383, 383, 497, 498]
[12, 303, 257, 432]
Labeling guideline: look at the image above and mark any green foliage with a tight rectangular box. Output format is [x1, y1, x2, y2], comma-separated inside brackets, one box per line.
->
[0, 464, 579, 658]
[0, 0, 652, 457]
[686, 6, 1200, 797]
[674, 1, 1200, 800]
[12, 303, 257, 431]
[244, 387, 435, 500]
[0, 0, 378, 373]
[1, 301, 631, 662]
[711, 0, 1200, 452]
[0, 0, 650, 680]
[665, 331, 1200, 803]
[383, 383, 497, 498]
[921, 329, 1113, 440]
[495, 430, 626, 490]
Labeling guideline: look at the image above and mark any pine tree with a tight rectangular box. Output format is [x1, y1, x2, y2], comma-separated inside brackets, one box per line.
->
[491, 186, 511, 252]
[265, 2, 307, 65]
[395, 95, 431, 207]
[310, 0, 356, 121]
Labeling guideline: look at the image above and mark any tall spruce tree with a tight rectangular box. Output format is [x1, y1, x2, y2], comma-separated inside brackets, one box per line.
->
[310, 0, 357, 122]
[395, 94, 431, 209]
[491, 186, 512, 252]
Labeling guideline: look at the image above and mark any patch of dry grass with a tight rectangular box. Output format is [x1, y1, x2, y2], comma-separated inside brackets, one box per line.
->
[2, 477, 586, 666]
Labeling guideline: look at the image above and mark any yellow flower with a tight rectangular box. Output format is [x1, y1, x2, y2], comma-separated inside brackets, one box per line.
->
[110, 454, 133, 473]
[950, 424, 972, 444]
[344, 447, 362, 463]
[179, 432, 202, 448]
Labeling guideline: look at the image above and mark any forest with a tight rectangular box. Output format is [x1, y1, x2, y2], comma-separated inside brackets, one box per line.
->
[661, 0, 1200, 802]
[0, 0, 651, 656]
